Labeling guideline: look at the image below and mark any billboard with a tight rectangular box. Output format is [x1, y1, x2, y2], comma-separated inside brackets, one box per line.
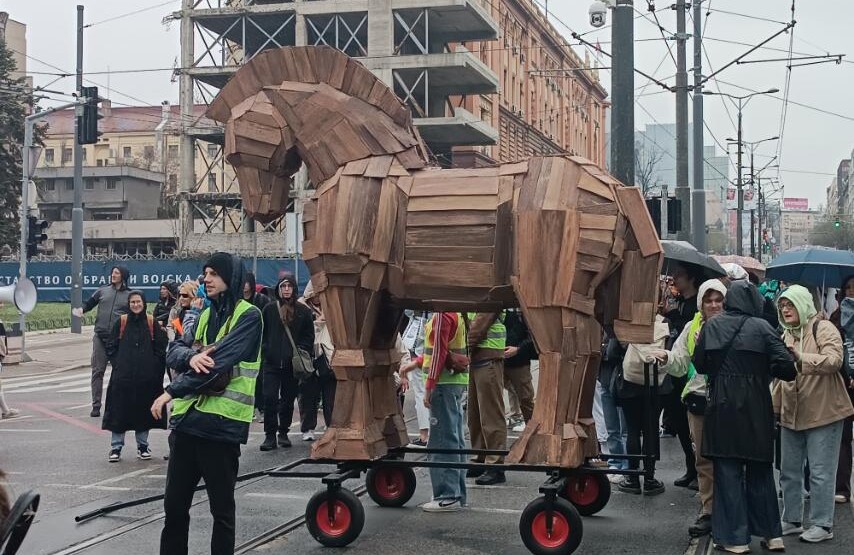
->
[0, 258, 309, 303]
[725, 187, 758, 211]
[782, 197, 809, 211]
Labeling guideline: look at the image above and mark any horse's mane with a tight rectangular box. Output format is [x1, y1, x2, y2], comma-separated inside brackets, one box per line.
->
[207, 46, 413, 132]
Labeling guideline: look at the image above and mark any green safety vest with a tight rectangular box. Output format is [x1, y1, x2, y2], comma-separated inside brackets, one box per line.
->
[466, 311, 506, 350]
[171, 299, 261, 424]
[422, 313, 469, 386]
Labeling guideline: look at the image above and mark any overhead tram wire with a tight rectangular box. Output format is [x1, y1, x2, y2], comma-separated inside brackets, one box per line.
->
[82, 0, 176, 29]
[774, 0, 797, 182]
[713, 78, 854, 123]
[639, 1, 677, 67]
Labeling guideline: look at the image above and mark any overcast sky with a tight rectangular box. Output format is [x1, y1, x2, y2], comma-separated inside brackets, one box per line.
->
[4, 0, 852, 208]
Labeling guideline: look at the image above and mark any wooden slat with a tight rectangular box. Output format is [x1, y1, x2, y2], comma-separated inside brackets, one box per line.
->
[407, 195, 497, 212]
[613, 319, 655, 344]
[369, 181, 399, 263]
[569, 293, 595, 316]
[407, 210, 496, 227]
[615, 186, 662, 257]
[405, 225, 495, 247]
[404, 261, 494, 288]
[579, 213, 618, 230]
[406, 246, 494, 263]
[364, 155, 394, 178]
[577, 171, 615, 200]
[577, 237, 612, 258]
[409, 176, 498, 197]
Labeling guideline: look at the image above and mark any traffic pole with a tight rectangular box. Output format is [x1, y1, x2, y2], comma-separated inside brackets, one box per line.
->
[674, 0, 690, 241]
[691, 0, 706, 251]
[611, 0, 635, 187]
[71, 4, 84, 333]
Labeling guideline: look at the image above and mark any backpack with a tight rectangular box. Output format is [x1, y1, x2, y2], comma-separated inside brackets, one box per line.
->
[119, 314, 155, 341]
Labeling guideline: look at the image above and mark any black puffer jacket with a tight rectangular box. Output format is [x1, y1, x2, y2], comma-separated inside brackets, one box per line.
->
[694, 281, 797, 462]
[504, 310, 536, 367]
[261, 275, 314, 370]
[103, 292, 168, 433]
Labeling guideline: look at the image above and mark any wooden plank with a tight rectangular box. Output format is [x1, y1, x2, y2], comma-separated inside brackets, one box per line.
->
[492, 201, 513, 285]
[579, 213, 618, 230]
[405, 225, 495, 247]
[322, 253, 366, 274]
[619, 251, 640, 320]
[346, 177, 381, 255]
[569, 293, 595, 316]
[580, 228, 615, 243]
[577, 171, 615, 200]
[552, 210, 579, 307]
[409, 176, 498, 197]
[613, 319, 655, 344]
[342, 157, 370, 176]
[360, 261, 387, 291]
[407, 195, 497, 212]
[369, 181, 399, 263]
[577, 237, 612, 258]
[403, 261, 494, 288]
[577, 253, 607, 273]
[394, 176, 414, 196]
[405, 246, 494, 263]
[499, 161, 528, 176]
[615, 186, 662, 257]
[364, 155, 394, 178]
[407, 210, 496, 227]
[632, 302, 655, 325]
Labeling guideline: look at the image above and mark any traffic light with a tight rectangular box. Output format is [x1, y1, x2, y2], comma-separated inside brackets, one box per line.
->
[644, 198, 662, 237]
[834, 218, 841, 228]
[26, 215, 50, 259]
[77, 86, 103, 145]
[667, 197, 682, 234]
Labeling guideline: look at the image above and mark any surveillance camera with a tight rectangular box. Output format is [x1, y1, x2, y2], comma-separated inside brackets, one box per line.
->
[590, 1, 608, 28]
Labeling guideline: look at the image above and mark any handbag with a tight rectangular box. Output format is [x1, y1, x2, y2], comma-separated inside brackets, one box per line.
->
[313, 351, 334, 379]
[285, 324, 315, 383]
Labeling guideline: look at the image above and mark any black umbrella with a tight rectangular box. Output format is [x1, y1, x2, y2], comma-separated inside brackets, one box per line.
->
[660, 240, 727, 280]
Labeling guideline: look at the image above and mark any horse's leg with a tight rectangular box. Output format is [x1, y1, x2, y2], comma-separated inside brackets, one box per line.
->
[308, 282, 408, 460]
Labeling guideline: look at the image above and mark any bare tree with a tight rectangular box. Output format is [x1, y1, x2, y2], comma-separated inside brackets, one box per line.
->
[634, 139, 665, 194]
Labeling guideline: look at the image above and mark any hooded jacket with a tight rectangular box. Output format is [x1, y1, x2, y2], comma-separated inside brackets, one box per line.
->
[244, 272, 272, 310]
[164, 254, 263, 444]
[504, 310, 537, 368]
[152, 281, 178, 328]
[772, 284, 853, 431]
[261, 275, 314, 370]
[300, 281, 333, 363]
[82, 265, 131, 342]
[661, 279, 728, 398]
[693, 281, 797, 462]
[103, 291, 168, 433]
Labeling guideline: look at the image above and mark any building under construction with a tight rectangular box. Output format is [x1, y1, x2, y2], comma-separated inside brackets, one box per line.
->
[173, 0, 607, 254]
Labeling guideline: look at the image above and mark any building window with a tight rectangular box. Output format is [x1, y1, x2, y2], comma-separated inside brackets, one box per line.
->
[86, 242, 110, 257]
[105, 178, 118, 190]
[62, 148, 72, 163]
[61, 208, 72, 220]
[168, 173, 178, 188]
[150, 241, 176, 256]
[207, 144, 218, 159]
[122, 146, 132, 159]
[45, 148, 54, 163]
[208, 172, 217, 191]
[84, 179, 95, 190]
[96, 159, 103, 167]
[45, 180, 56, 191]
[65, 179, 74, 190]
[92, 212, 123, 221]
[82, 148, 87, 161]
[168, 144, 179, 160]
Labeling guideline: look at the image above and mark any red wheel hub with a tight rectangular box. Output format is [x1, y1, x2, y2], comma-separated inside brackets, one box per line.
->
[531, 510, 571, 548]
[315, 500, 352, 537]
[566, 474, 599, 506]
[374, 467, 405, 500]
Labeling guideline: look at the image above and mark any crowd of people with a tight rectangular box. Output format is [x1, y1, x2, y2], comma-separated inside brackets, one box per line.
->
[2, 251, 854, 555]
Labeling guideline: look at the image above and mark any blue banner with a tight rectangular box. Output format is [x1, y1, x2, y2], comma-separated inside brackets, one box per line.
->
[0, 258, 310, 302]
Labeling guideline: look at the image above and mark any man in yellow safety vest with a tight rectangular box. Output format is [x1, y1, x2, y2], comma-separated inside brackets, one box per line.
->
[152, 252, 262, 555]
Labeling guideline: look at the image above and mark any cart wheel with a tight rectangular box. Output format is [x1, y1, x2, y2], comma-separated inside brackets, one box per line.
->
[560, 473, 611, 516]
[366, 465, 417, 507]
[0, 491, 40, 555]
[305, 488, 365, 547]
[519, 496, 582, 555]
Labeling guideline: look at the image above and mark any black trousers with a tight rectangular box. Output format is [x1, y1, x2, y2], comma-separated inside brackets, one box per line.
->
[661, 375, 696, 477]
[712, 458, 782, 546]
[300, 373, 337, 429]
[263, 364, 302, 436]
[254, 370, 264, 411]
[621, 396, 662, 473]
[160, 432, 240, 555]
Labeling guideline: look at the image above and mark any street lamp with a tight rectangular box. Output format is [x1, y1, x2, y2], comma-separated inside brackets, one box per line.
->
[703, 88, 779, 255]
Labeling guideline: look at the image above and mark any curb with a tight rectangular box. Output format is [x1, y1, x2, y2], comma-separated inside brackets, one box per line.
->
[3, 362, 89, 379]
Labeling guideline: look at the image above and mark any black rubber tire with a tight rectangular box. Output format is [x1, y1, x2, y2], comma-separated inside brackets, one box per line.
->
[305, 488, 365, 547]
[559, 473, 611, 516]
[365, 465, 417, 508]
[519, 496, 583, 555]
[0, 491, 40, 555]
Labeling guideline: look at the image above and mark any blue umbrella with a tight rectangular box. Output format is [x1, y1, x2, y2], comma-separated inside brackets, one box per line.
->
[765, 247, 854, 288]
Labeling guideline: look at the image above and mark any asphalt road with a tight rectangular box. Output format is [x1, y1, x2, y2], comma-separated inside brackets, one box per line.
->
[2, 329, 852, 555]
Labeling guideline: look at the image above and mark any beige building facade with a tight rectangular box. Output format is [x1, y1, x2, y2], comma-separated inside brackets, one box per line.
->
[780, 209, 819, 251]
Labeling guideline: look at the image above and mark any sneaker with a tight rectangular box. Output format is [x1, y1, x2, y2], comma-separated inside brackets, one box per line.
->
[799, 525, 833, 543]
[675, 473, 698, 488]
[643, 477, 665, 496]
[689, 513, 712, 538]
[260, 434, 278, 451]
[713, 544, 750, 554]
[512, 422, 526, 433]
[137, 446, 152, 460]
[607, 473, 623, 484]
[780, 522, 803, 536]
[1, 408, 20, 419]
[108, 448, 121, 462]
[466, 467, 485, 479]
[475, 470, 506, 486]
[422, 498, 462, 512]
[507, 415, 524, 428]
[834, 494, 849, 504]
[617, 476, 641, 494]
[278, 433, 292, 448]
[409, 438, 428, 448]
[760, 537, 785, 552]
[302, 430, 315, 441]
[90, 408, 101, 418]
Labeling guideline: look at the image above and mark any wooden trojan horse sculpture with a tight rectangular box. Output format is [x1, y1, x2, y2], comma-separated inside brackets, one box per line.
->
[208, 46, 663, 467]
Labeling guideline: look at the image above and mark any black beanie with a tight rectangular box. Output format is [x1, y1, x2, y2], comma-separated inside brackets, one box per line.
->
[203, 252, 234, 285]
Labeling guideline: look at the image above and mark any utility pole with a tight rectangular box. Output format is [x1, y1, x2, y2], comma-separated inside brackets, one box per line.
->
[735, 104, 744, 255]
[70, 4, 84, 334]
[611, 0, 635, 187]
[674, 0, 690, 241]
[749, 148, 756, 258]
[178, 0, 195, 253]
[691, 0, 706, 251]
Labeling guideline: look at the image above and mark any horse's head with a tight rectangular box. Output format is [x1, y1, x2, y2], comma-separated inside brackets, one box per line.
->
[208, 46, 428, 222]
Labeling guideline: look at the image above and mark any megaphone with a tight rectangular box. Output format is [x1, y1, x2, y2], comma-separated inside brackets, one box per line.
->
[0, 277, 37, 314]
